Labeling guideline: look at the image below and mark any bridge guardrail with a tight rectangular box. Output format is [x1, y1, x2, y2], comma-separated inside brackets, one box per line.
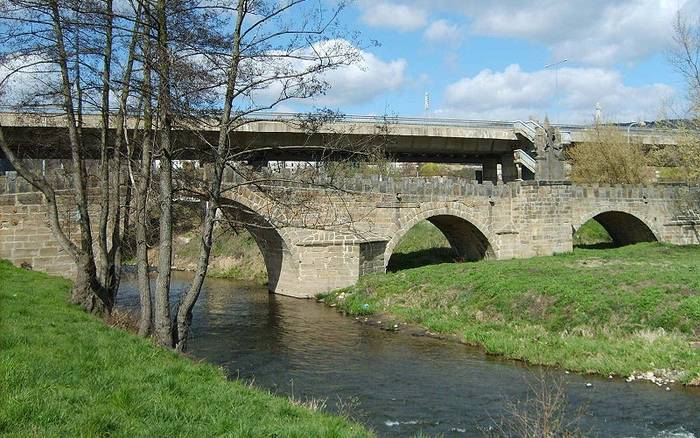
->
[0, 106, 684, 137]
[513, 149, 537, 173]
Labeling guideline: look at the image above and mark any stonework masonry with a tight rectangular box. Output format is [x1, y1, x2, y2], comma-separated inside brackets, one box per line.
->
[2, 173, 698, 298]
[0, 173, 77, 278]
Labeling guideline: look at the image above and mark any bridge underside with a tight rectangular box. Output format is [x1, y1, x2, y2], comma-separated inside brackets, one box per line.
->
[1, 125, 523, 164]
[590, 211, 658, 246]
[426, 215, 493, 262]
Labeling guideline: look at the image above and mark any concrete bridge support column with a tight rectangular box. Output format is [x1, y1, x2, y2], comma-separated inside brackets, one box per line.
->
[482, 158, 499, 184]
[501, 153, 518, 183]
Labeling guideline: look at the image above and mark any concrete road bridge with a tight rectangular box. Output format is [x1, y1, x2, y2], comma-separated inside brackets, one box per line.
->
[0, 112, 678, 182]
[2, 170, 698, 298]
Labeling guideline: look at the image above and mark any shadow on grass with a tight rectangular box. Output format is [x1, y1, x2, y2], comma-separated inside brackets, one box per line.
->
[574, 242, 618, 250]
[387, 248, 460, 272]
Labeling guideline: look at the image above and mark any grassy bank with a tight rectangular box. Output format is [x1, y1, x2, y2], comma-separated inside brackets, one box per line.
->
[171, 228, 266, 281]
[0, 261, 371, 436]
[321, 243, 700, 385]
[572, 220, 613, 247]
[387, 221, 455, 271]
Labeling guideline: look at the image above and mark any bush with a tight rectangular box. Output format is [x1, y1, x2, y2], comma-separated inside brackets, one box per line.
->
[651, 126, 700, 182]
[417, 163, 446, 177]
[567, 125, 653, 184]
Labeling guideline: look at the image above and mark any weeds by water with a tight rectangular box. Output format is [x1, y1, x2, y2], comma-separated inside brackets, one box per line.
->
[485, 374, 586, 438]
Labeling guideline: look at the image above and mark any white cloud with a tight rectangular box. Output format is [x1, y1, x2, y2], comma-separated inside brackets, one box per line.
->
[358, 0, 697, 65]
[247, 40, 407, 108]
[423, 19, 462, 45]
[463, 0, 682, 65]
[0, 55, 59, 107]
[358, 1, 428, 31]
[439, 64, 675, 123]
[313, 51, 407, 106]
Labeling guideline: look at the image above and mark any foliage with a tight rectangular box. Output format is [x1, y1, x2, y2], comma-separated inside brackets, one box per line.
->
[320, 243, 700, 383]
[650, 127, 700, 182]
[572, 219, 612, 247]
[567, 125, 653, 184]
[417, 163, 445, 177]
[0, 260, 372, 437]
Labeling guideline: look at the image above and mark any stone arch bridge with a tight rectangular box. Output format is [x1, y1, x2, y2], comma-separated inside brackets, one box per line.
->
[6, 173, 696, 298]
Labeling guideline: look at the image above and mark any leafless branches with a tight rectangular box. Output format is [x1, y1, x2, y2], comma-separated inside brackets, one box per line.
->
[0, 0, 386, 349]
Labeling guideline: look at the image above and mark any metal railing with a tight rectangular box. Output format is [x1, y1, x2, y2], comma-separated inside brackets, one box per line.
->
[0, 105, 682, 136]
[513, 149, 537, 173]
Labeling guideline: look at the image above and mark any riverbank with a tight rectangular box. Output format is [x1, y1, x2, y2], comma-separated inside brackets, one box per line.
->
[168, 228, 266, 280]
[320, 243, 700, 385]
[0, 260, 372, 436]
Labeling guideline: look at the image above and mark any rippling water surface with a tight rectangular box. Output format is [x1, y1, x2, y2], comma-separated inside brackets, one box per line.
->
[118, 272, 700, 437]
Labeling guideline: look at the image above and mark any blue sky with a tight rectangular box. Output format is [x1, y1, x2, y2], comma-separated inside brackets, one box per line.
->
[292, 0, 699, 124]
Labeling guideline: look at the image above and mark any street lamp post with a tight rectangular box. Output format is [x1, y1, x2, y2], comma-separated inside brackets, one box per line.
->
[544, 59, 568, 123]
[627, 120, 646, 144]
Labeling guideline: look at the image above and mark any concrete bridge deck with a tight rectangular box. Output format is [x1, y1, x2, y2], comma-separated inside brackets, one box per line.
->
[0, 112, 678, 165]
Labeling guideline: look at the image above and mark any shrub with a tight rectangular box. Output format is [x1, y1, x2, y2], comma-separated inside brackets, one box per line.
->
[567, 125, 653, 184]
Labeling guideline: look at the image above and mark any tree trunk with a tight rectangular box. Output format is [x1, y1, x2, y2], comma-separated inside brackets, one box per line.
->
[48, 0, 105, 313]
[152, 0, 174, 347]
[154, 151, 173, 347]
[173, 0, 246, 351]
[136, 197, 152, 336]
[71, 254, 110, 315]
[174, 199, 217, 351]
[97, 0, 114, 289]
[135, 122, 153, 337]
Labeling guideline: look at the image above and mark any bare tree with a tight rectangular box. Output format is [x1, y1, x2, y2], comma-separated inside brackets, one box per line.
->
[104, 0, 380, 349]
[0, 0, 142, 314]
[663, 10, 700, 181]
[0, 0, 386, 349]
[487, 373, 586, 438]
[670, 11, 700, 111]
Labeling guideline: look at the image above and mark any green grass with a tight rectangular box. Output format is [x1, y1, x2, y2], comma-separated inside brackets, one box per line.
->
[573, 219, 613, 247]
[320, 243, 700, 384]
[388, 221, 456, 271]
[0, 260, 372, 437]
[175, 228, 267, 281]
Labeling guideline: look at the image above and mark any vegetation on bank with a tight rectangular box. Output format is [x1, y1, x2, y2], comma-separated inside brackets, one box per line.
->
[571, 220, 612, 247]
[387, 221, 455, 271]
[171, 228, 266, 281]
[0, 261, 371, 437]
[567, 124, 654, 185]
[323, 229, 700, 384]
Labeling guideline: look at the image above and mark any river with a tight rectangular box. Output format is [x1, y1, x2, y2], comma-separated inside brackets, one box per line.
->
[117, 272, 700, 437]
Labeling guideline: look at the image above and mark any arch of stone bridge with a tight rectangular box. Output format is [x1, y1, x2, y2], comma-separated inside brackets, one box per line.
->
[219, 194, 299, 295]
[383, 206, 495, 269]
[574, 209, 659, 246]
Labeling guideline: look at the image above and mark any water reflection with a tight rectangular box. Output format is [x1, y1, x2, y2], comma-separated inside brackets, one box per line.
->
[118, 272, 700, 437]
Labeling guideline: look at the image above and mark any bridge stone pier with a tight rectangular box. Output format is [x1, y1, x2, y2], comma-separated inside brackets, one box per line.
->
[2, 172, 698, 298]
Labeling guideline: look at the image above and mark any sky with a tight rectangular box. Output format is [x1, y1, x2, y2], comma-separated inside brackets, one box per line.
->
[289, 0, 700, 124]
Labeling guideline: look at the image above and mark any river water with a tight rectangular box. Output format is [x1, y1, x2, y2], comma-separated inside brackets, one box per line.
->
[117, 272, 700, 437]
